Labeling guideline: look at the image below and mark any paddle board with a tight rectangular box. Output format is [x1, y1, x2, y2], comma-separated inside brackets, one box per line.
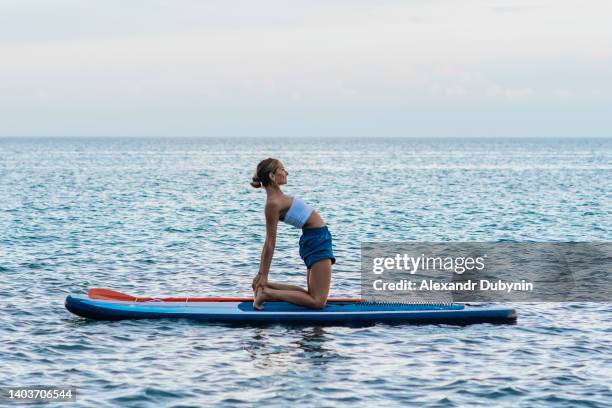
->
[65, 290, 517, 325]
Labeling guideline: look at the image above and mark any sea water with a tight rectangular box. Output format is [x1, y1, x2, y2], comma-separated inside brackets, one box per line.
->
[0, 137, 610, 407]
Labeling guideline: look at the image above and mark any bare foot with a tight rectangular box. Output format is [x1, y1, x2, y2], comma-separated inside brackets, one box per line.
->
[253, 286, 266, 310]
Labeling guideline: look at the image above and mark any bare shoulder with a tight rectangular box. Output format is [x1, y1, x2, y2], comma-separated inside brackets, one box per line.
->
[264, 196, 281, 218]
[265, 197, 281, 211]
[265, 194, 292, 216]
[266, 194, 291, 209]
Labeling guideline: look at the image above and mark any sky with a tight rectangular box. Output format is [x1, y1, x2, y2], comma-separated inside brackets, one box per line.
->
[1, 0, 611, 138]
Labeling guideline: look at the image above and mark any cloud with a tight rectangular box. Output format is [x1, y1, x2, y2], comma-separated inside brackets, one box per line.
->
[486, 86, 534, 101]
[445, 87, 468, 98]
[554, 89, 573, 100]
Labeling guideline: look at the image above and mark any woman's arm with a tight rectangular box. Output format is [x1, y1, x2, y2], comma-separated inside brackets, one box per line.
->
[256, 202, 279, 284]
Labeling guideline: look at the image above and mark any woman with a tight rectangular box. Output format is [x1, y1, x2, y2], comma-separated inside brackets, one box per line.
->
[250, 158, 335, 310]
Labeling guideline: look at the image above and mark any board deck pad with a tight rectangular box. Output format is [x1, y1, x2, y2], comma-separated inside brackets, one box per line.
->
[235, 301, 464, 312]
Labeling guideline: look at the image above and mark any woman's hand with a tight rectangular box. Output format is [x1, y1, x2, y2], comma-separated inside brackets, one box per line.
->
[252, 273, 267, 291]
[252, 273, 261, 290]
[259, 274, 268, 289]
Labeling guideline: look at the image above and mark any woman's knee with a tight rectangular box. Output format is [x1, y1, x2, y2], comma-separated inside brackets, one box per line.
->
[312, 297, 327, 309]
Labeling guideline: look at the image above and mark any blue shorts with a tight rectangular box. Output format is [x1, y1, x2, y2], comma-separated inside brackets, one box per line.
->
[299, 226, 336, 269]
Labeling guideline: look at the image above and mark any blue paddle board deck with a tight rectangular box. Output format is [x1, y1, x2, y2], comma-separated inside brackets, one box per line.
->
[65, 295, 517, 325]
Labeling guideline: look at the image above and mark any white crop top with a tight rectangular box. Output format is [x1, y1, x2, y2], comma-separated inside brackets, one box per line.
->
[282, 197, 314, 228]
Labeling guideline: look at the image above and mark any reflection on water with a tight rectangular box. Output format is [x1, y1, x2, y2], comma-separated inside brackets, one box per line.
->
[245, 327, 339, 372]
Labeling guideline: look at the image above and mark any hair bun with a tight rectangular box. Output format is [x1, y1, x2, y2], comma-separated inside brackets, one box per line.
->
[250, 175, 262, 188]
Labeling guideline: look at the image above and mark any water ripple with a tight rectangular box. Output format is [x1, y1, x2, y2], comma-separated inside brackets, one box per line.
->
[0, 137, 610, 406]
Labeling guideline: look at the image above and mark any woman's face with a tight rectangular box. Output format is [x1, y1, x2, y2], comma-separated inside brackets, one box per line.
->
[272, 162, 288, 185]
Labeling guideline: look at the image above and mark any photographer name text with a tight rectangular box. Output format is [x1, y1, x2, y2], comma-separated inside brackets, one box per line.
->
[372, 279, 534, 293]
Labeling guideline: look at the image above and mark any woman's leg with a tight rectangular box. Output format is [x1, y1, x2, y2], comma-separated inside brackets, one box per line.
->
[265, 281, 307, 293]
[254, 260, 331, 310]
[255, 269, 312, 294]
